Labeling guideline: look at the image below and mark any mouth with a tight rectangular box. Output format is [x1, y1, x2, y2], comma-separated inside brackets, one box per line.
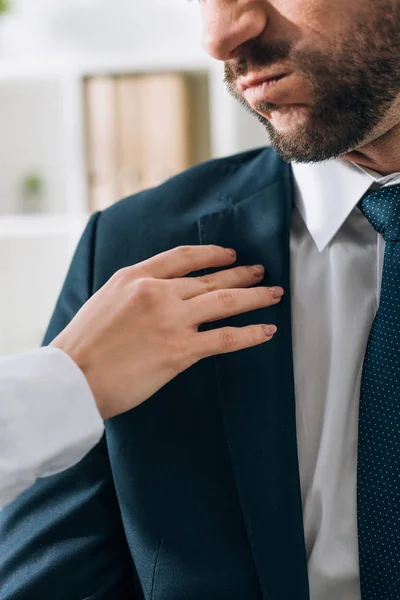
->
[237, 71, 289, 94]
[240, 72, 291, 107]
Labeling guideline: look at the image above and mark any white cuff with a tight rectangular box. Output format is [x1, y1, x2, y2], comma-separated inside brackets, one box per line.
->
[0, 347, 104, 507]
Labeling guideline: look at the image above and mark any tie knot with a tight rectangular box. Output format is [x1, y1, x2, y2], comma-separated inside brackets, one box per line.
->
[358, 185, 400, 242]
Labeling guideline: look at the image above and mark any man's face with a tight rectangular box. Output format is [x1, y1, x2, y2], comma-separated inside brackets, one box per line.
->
[200, 0, 400, 163]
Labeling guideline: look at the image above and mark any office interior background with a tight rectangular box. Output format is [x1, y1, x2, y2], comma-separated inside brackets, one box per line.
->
[0, 0, 269, 356]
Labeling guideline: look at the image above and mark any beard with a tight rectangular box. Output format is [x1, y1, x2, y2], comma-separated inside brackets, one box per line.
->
[224, 4, 400, 163]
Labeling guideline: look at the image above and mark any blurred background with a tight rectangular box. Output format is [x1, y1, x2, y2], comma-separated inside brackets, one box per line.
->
[0, 0, 269, 356]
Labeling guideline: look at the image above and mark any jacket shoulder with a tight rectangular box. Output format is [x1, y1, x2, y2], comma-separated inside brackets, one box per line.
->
[92, 147, 289, 285]
[100, 147, 288, 225]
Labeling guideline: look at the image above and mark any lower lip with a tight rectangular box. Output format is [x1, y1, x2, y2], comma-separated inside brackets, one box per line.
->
[243, 75, 288, 104]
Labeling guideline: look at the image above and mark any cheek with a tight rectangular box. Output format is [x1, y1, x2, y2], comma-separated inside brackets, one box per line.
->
[268, 0, 347, 42]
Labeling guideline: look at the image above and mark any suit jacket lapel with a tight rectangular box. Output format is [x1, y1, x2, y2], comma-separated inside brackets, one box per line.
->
[198, 171, 309, 599]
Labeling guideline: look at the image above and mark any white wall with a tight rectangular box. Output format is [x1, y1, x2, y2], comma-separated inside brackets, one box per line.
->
[0, 79, 67, 215]
[0, 0, 203, 60]
[0, 235, 72, 353]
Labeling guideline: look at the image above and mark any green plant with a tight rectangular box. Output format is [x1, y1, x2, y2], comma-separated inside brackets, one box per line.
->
[0, 0, 11, 15]
[23, 172, 43, 196]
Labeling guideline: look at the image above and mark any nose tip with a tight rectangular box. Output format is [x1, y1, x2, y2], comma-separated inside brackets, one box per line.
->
[202, 30, 237, 61]
[201, 7, 268, 62]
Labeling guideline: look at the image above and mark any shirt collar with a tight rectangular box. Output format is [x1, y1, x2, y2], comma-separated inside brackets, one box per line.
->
[291, 158, 400, 252]
[353, 162, 400, 186]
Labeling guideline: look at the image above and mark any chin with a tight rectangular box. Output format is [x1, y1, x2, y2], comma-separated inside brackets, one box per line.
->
[260, 104, 311, 132]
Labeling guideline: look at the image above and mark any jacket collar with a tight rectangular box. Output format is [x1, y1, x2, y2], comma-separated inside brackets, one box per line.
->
[198, 151, 310, 600]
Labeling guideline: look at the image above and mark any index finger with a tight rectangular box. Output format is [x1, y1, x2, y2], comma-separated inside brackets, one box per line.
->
[131, 245, 237, 280]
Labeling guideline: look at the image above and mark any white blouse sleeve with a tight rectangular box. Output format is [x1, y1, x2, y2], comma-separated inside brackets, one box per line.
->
[0, 346, 104, 508]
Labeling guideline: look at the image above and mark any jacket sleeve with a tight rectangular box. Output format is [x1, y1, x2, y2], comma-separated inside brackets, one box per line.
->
[0, 213, 136, 600]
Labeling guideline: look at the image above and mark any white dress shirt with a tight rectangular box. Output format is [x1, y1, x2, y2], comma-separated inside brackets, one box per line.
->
[290, 159, 400, 600]
[0, 346, 104, 508]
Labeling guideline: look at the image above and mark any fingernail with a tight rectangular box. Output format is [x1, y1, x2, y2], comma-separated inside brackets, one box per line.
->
[226, 248, 237, 258]
[251, 265, 265, 276]
[264, 325, 277, 336]
[269, 287, 284, 299]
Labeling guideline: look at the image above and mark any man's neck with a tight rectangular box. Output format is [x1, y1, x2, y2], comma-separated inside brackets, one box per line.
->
[342, 117, 400, 176]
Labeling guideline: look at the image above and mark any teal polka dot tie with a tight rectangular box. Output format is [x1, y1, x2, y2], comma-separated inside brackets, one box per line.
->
[357, 184, 400, 599]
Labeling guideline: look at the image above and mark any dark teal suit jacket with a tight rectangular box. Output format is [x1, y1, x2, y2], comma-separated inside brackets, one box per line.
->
[0, 148, 309, 600]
